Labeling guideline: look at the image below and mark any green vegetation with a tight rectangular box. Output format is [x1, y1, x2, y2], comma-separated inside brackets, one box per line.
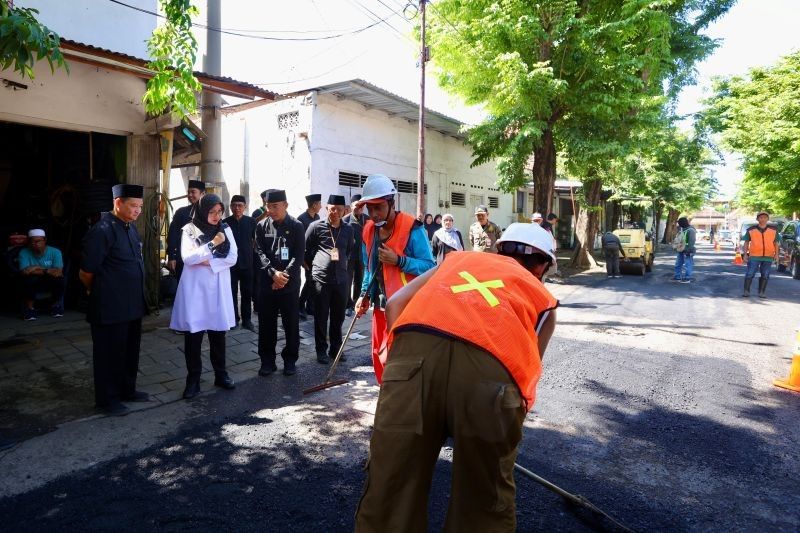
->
[142, 0, 201, 118]
[702, 51, 800, 216]
[0, 0, 67, 79]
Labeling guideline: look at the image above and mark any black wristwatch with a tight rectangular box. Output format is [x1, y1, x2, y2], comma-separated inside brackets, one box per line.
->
[207, 242, 215, 251]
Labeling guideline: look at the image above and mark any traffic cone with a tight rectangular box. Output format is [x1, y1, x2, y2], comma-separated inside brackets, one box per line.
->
[732, 251, 743, 265]
[714, 241, 721, 252]
[774, 329, 800, 393]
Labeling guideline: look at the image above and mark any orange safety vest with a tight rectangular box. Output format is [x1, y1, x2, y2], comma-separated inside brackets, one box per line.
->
[747, 226, 777, 257]
[363, 211, 418, 298]
[390, 251, 558, 410]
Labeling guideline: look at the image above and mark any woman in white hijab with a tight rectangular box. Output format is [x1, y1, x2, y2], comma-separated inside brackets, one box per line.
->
[430, 213, 464, 263]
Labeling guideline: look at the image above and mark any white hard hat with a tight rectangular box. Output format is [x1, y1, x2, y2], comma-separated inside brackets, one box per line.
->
[496, 223, 557, 265]
[357, 174, 396, 205]
[531, 212, 543, 221]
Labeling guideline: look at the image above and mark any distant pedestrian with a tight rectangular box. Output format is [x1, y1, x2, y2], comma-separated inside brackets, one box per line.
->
[431, 213, 464, 263]
[223, 195, 256, 331]
[423, 213, 440, 241]
[170, 194, 238, 399]
[254, 189, 305, 376]
[298, 193, 322, 320]
[742, 211, 780, 298]
[80, 184, 148, 416]
[709, 227, 716, 243]
[672, 217, 697, 283]
[167, 179, 205, 280]
[531, 212, 543, 225]
[18, 228, 65, 320]
[469, 205, 503, 253]
[305, 194, 354, 364]
[601, 231, 625, 278]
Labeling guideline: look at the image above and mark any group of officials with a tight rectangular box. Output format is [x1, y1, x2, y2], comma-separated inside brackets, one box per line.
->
[79, 175, 560, 531]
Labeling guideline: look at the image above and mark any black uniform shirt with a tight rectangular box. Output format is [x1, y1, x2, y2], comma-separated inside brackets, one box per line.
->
[255, 214, 305, 292]
[304, 219, 354, 285]
[223, 214, 257, 270]
[82, 212, 147, 325]
[167, 204, 194, 262]
[297, 211, 320, 231]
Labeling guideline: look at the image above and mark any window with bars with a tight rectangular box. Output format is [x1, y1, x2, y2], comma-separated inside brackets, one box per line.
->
[488, 196, 499, 209]
[451, 191, 466, 206]
[277, 111, 299, 130]
[338, 171, 367, 188]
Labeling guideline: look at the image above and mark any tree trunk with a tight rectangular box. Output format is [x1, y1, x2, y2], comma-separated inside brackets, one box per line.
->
[662, 208, 679, 244]
[611, 202, 622, 230]
[653, 200, 662, 241]
[532, 127, 556, 214]
[570, 178, 603, 268]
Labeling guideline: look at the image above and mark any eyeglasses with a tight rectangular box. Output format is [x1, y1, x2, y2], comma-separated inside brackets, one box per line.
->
[208, 209, 223, 216]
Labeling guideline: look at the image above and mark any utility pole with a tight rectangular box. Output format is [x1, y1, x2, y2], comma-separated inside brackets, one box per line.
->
[201, 0, 222, 187]
[416, 0, 427, 220]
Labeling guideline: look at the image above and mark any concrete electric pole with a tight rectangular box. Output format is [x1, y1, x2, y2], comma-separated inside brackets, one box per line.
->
[416, 0, 428, 220]
[200, 0, 222, 185]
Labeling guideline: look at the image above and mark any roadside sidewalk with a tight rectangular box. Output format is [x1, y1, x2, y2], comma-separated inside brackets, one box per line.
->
[0, 306, 371, 446]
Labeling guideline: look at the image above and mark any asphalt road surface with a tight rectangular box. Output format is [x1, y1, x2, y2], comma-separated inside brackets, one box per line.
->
[2, 243, 799, 531]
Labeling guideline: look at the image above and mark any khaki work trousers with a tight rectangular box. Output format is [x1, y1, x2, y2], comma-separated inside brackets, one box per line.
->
[355, 331, 527, 533]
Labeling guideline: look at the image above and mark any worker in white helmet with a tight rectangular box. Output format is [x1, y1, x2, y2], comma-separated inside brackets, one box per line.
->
[354, 174, 435, 382]
[355, 222, 558, 533]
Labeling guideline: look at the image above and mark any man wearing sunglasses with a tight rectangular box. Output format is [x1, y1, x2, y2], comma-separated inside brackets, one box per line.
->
[356, 222, 558, 532]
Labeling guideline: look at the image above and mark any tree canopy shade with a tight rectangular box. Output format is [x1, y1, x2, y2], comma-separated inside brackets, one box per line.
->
[702, 51, 800, 215]
[0, 0, 67, 79]
[142, 0, 201, 118]
[426, 0, 735, 213]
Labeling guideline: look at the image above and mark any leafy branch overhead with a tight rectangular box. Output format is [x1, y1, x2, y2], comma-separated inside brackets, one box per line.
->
[143, 0, 202, 118]
[0, 0, 68, 79]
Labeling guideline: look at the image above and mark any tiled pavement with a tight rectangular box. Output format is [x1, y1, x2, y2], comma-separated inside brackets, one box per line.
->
[0, 306, 372, 443]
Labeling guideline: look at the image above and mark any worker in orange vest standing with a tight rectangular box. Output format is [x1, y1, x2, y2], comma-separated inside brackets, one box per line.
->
[354, 174, 435, 382]
[355, 223, 558, 533]
[742, 211, 781, 298]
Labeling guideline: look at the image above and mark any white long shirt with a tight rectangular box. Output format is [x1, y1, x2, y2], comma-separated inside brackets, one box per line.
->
[169, 224, 238, 333]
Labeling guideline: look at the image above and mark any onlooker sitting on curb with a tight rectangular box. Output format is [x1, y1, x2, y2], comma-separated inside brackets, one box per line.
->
[601, 230, 625, 278]
[19, 229, 65, 320]
[672, 217, 696, 283]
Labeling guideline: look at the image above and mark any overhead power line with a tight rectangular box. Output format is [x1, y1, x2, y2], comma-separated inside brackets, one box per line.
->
[107, 0, 395, 41]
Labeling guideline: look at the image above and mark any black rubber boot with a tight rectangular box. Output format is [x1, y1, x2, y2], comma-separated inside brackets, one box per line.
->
[742, 278, 752, 297]
[758, 278, 768, 298]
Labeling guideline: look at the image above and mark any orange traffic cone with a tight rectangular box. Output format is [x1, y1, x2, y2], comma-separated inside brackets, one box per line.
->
[732, 251, 743, 265]
[714, 241, 721, 252]
[774, 329, 800, 393]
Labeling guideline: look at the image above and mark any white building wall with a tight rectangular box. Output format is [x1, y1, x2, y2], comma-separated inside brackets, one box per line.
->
[0, 60, 149, 135]
[17, 0, 157, 59]
[217, 92, 514, 233]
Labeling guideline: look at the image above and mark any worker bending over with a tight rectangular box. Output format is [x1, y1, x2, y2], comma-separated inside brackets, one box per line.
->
[355, 222, 558, 532]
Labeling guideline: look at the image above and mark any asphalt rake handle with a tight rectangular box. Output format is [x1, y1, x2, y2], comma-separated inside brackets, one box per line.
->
[303, 311, 360, 394]
[514, 463, 636, 533]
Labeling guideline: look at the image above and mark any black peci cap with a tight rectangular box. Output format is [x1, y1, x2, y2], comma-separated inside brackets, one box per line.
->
[305, 194, 322, 203]
[230, 195, 246, 204]
[112, 184, 144, 199]
[327, 194, 346, 206]
[266, 189, 287, 203]
[351, 194, 362, 202]
[188, 179, 205, 191]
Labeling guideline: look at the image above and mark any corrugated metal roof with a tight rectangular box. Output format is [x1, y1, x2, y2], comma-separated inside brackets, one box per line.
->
[293, 79, 467, 140]
[59, 39, 277, 100]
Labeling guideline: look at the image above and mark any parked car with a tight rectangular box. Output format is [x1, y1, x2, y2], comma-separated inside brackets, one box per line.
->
[778, 220, 800, 279]
[718, 230, 735, 245]
[696, 229, 708, 241]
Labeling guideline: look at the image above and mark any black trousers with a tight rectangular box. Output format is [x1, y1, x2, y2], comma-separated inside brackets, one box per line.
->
[230, 265, 253, 323]
[184, 330, 227, 381]
[252, 252, 261, 313]
[257, 287, 300, 366]
[313, 281, 348, 356]
[348, 259, 364, 309]
[91, 319, 142, 407]
[299, 267, 315, 314]
[21, 273, 65, 303]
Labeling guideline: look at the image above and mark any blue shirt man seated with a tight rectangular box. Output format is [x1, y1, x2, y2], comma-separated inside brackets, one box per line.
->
[18, 228, 65, 320]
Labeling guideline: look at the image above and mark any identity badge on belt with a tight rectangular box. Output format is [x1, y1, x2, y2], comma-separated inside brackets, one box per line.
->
[330, 248, 340, 261]
[280, 246, 289, 260]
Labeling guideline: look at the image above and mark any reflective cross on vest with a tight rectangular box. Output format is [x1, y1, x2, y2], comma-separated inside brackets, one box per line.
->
[450, 271, 505, 307]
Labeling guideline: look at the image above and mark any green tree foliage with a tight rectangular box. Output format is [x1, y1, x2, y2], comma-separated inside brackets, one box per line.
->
[143, 0, 201, 118]
[702, 51, 800, 215]
[0, 0, 67, 79]
[426, 0, 734, 214]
